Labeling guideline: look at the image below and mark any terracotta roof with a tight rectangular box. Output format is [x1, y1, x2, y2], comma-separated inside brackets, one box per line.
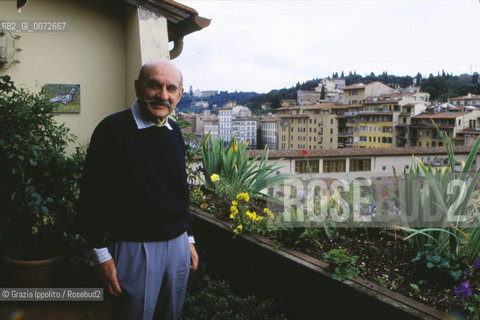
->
[304, 103, 339, 110]
[275, 106, 298, 111]
[412, 112, 464, 119]
[248, 145, 478, 160]
[278, 114, 308, 118]
[202, 116, 217, 121]
[457, 130, 480, 135]
[449, 94, 480, 101]
[260, 118, 278, 122]
[363, 100, 399, 105]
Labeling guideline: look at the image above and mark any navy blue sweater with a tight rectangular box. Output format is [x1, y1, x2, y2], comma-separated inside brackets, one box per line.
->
[79, 109, 192, 248]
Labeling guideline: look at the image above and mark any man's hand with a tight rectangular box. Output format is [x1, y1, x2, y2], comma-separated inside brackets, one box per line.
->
[190, 243, 199, 271]
[97, 259, 122, 296]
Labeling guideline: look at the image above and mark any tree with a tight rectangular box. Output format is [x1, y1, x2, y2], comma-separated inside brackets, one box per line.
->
[472, 72, 479, 84]
[341, 71, 344, 79]
[415, 72, 422, 85]
[320, 85, 326, 100]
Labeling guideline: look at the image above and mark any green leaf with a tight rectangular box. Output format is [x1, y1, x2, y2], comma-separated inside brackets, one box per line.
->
[410, 283, 420, 292]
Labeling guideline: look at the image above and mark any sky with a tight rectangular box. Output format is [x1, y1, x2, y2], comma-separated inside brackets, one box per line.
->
[174, 0, 480, 93]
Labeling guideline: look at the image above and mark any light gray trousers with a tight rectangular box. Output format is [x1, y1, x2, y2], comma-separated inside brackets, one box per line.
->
[109, 232, 190, 320]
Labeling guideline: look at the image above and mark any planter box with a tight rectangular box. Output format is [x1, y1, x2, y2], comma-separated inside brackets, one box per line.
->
[191, 207, 445, 320]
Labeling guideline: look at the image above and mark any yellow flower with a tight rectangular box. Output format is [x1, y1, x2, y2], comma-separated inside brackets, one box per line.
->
[32, 226, 38, 235]
[246, 210, 257, 220]
[264, 208, 275, 220]
[210, 174, 220, 182]
[230, 206, 239, 215]
[236, 192, 250, 202]
[233, 225, 243, 234]
[200, 203, 208, 209]
[230, 213, 236, 219]
[232, 201, 238, 206]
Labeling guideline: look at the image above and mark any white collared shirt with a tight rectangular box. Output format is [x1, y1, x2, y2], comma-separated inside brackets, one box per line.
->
[130, 99, 173, 130]
[91, 100, 194, 265]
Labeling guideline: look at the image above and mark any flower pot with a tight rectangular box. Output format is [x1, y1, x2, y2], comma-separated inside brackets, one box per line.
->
[191, 207, 445, 320]
[3, 249, 61, 288]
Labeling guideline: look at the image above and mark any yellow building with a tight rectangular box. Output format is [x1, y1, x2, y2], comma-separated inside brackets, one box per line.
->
[410, 110, 480, 147]
[277, 107, 309, 150]
[0, 0, 209, 148]
[276, 103, 339, 150]
[353, 112, 395, 148]
[343, 81, 394, 105]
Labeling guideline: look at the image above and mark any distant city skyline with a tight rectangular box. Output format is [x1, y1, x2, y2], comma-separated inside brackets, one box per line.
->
[175, 0, 480, 93]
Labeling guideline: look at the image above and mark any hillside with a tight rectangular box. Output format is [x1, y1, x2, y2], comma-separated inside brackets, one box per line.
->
[177, 71, 480, 113]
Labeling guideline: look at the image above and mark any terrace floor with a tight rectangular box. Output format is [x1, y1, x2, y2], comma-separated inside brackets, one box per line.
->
[0, 301, 111, 320]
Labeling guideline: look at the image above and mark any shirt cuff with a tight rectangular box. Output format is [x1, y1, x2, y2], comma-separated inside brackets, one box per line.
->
[90, 247, 112, 265]
[188, 236, 195, 244]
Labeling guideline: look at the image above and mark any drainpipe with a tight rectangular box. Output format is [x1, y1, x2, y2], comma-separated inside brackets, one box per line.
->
[169, 37, 184, 60]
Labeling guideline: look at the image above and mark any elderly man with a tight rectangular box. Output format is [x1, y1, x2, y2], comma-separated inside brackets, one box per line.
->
[79, 60, 198, 320]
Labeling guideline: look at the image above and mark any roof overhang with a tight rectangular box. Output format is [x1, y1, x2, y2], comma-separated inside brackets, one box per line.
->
[123, 0, 211, 58]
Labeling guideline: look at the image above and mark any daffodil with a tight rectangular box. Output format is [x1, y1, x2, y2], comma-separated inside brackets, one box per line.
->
[237, 225, 243, 231]
[232, 201, 238, 206]
[210, 173, 220, 182]
[230, 206, 239, 215]
[233, 228, 239, 235]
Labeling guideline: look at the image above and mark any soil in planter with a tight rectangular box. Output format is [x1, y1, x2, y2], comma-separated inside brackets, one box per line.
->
[7, 246, 60, 261]
[197, 189, 479, 315]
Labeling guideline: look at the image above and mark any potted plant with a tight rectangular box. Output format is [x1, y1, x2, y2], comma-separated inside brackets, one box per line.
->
[0, 75, 84, 287]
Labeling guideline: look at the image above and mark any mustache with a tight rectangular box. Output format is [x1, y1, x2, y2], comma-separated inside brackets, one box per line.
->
[143, 98, 171, 108]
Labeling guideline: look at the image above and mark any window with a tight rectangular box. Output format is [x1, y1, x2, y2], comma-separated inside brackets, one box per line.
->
[350, 159, 371, 172]
[323, 159, 346, 173]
